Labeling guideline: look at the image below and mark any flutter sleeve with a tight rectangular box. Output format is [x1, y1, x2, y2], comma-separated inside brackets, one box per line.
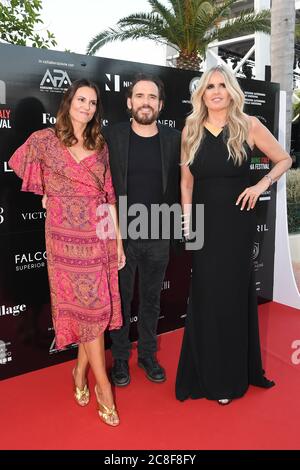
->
[8, 131, 45, 195]
[103, 144, 117, 205]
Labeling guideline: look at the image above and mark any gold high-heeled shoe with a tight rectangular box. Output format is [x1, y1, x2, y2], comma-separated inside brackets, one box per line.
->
[72, 368, 90, 406]
[94, 385, 120, 427]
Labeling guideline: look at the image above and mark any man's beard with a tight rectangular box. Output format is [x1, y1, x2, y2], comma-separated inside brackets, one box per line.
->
[131, 106, 159, 125]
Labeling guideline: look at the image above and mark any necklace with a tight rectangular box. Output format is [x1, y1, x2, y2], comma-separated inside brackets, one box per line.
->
[204, 122, 225, 137]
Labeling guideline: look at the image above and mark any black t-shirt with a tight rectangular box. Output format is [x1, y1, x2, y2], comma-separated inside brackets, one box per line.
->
[127, 129, 163, 239]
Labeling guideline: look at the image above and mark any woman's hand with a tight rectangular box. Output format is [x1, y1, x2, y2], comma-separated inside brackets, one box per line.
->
[42, 194, 47, 209]
[117, 242, 126, 270]
[236, 179, 269, 211]
[108, 203, 126, 269]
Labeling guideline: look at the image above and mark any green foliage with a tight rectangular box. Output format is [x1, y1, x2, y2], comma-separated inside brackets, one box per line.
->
[287, 169, 300, 204]
[86, 0, 270, 67]
[0, 0, 57, 48]
[287, 169, 300, 233]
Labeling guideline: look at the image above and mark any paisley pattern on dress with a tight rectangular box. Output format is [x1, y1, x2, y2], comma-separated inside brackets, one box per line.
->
[9, 128, 122, 349]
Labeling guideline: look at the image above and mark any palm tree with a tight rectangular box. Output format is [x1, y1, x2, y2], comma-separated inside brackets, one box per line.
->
[271, 0, 296, 153]
[87, 0, 270, 71]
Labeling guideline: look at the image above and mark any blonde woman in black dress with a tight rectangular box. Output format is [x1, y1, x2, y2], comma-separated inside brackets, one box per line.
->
[176, 65, 292, 405]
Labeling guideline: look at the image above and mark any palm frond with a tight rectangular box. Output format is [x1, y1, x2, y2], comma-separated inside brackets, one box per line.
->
[170, 1, 217, 53]
[87, 28, 124, 54]
[194, 0, 245, 42]
[147, 0, 177, 27]
[208, 10, 270, 43]
[207, 0, 238, 22]
[117, 12, 163, 28]
[86, 21, 179, 55]
[118, 13, 184, 49]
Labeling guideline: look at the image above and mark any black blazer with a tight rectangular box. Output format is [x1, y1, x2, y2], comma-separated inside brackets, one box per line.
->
[102, 121, 180, 202]
[102, 121, 181, 244]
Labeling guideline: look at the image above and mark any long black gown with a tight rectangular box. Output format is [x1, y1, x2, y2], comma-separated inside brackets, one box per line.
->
[175, 126, 275, 401]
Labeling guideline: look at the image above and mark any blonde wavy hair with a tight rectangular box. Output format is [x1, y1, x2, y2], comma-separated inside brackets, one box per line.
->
[183, 65, 250, 166]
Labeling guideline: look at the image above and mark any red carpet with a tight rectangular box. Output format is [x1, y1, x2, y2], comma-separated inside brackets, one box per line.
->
[0, 301, 299, 450]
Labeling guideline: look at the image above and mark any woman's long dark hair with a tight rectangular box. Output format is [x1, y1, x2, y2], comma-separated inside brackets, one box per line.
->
[55, 78, 105, 151]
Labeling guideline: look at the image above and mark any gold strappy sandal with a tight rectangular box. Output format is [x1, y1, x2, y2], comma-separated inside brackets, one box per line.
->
[72, 368, 90, 406]
[94, 385, 120, 427]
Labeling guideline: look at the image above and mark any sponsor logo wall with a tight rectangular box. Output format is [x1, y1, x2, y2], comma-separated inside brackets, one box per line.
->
[0, 43, 279, 379]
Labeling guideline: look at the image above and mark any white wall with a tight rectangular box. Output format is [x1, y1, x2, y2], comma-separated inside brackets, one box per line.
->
[273, 91, 300, 309]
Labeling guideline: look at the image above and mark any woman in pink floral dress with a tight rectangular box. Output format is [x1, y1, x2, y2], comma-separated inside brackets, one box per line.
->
[9, 79, 125, 426]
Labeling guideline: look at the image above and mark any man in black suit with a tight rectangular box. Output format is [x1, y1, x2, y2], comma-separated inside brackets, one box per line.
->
[103, 73, 181, 386]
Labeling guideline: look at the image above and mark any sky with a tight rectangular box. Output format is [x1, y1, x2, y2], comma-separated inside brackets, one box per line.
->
[41, 0, 168, 65]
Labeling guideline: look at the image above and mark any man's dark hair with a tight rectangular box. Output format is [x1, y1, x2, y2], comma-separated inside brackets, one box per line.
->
[126, 73, 165, 103]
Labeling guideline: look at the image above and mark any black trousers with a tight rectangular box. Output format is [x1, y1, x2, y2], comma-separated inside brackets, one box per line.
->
[110, 239, 170, 360]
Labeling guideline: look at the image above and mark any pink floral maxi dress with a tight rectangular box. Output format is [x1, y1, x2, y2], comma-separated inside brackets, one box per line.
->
[9, 128, 122, 349]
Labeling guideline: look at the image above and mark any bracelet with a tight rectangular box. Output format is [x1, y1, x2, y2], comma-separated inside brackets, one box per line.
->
[264, 174, 274, 187]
